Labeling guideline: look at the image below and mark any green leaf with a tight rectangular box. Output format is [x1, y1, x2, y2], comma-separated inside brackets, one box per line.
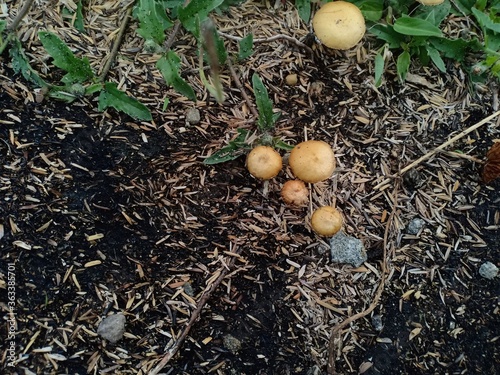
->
[374, 48, 385, 87]
[429, 37, 481, 61]
[38, 31, 94, 84]
[157, 51, 197, 101]
[238, 33, 254, 60]
[178, 0, 224, 36]
[471, 7, 500, 33]
[352, 0, 384, 22]
[295, 0, 311, 22]
[273, 139, 294, 151]
[252, 73, 278, 132]
[370, 24, 405, 48]
[0, 20, 6, 34]
[85, 83, 104, 96]
[397, 50, 410, 82]
[74, 1, 85, 32]
[9, 38, 48, 87]
[133, 0, 173, 44]
[393, 16, 443, 37]
[425, 46, 446, 72]
[414, 1, 450, 26]
[203, 128, 250, 164]
[98, 82, 152, 120]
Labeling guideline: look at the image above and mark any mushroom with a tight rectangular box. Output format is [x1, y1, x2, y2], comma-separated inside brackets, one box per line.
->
[312, 1, 366, 50]
[281, 180, 309, 206]
[246, 145, 282, 180]
[417, 0, 444, 5]
[311, 206, 343, 237]
[288, 140, 336, 183]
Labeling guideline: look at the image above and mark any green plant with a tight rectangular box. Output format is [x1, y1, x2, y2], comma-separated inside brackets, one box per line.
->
[367, 0, 499, 85]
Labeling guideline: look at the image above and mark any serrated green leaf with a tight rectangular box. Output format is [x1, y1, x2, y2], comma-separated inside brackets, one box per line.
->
[397, 50, 410, 82]
[295, 0, 311, 22]
[178, 0, 224, 36]
[430, 37, 480, 61]
[414, 1, 450, 26]
[9, 38, 48, 87]
[203, 128, 249, 164]
[98, 82, 152, 120]
[238, 33, 253, 60]
[85, 83, 104, 96]
[0, 20, 6, 33]
[471, 7, 500, 33]
[252, 73, 278, 132]
[157, 51, 197, 101]
[39, 31, 94, 84]
[133, 0, 173, 44]
[393, 16, 443, 37]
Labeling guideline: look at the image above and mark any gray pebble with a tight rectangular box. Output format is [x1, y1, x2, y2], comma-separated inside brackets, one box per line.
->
[372, 314, 383, 331]
[185, 108, 201, 125]
[479, 261, 498, 280]
[407, 217, 425, 235]
[329, 231, 367, 267]
[223, 334, 241, 354]
[97, 313, 126, 343]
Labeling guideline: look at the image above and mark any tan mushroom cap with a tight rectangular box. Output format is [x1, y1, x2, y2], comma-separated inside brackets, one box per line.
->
[246, 145, 282, 180]
[311, 206, 343, 237]
[281, 180, 309, 206]
[417, 0, 444, 5]
[312, 1, 366, 50]
[289, 140, 336, 183]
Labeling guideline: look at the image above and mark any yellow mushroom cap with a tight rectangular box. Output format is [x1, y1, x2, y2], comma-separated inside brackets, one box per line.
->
[417, 0, 444, 5]
[312, 1, 366, 50]
[311, 206, 343, 237]
[289, 140, 336, 183]
[246, 145, 282, 180]
[281, 180, 309, 206]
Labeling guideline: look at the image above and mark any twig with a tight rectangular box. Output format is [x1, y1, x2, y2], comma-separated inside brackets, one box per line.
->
[148, 245, 242, 375]
[373, 110, 500, 191]
[226, 58, 260, 119]
[219, 31, 314, 56]
[400, 110, 500, 175]
[327, 183, 399, 374]
[98, 6, 133, 82]
[164, 20, 182, 51]
[7, 0, 35, 31]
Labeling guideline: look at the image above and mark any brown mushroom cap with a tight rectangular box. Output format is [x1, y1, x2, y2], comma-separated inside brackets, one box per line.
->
[311, 206, 343, 237]
[246, 145, 282, 180]
[281, 180, 309, 206]
[312, 1, 366, 50]
[289, 140, 336, 183]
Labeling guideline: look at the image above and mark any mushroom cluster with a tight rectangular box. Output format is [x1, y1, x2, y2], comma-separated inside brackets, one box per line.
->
[245, 139, 343, 237]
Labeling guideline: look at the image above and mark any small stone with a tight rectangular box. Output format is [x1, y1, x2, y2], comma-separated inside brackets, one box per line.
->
[97, 314, 126, 343]
[479, 261, 498, 280]
[329, 231, 367, 267]
[185, 108, 201, 125]
[372, 314, 383, 331]
[407, 217, 425, 235]
[223, 334, 241, 354]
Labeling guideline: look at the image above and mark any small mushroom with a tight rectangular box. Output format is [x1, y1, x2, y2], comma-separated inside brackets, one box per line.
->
[281, 180, 309, 206]
[312, 1, 366, 50]
[246, 145, 282, 180]
[311, 206, 343, 237]
[289, 140, 336, 183]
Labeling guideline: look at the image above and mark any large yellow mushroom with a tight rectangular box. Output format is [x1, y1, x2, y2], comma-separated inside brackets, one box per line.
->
[312, 1, 366, 50]
[288, 140, 336, 183]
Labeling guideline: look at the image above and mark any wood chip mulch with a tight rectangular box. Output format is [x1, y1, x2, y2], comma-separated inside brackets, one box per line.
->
[1, 1, 499, 374]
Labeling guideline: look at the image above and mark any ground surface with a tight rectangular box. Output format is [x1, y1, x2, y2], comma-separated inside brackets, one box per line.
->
[1, 1, 500, 375]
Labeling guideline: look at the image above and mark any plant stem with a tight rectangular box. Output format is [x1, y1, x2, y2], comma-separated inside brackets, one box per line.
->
[98, 6, 133, 83]
[226, 58, 260, 119]
[7, 0, 34, 31]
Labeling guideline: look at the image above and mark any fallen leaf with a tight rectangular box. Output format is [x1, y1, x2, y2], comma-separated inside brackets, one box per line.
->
[482, 142, 500, 184]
